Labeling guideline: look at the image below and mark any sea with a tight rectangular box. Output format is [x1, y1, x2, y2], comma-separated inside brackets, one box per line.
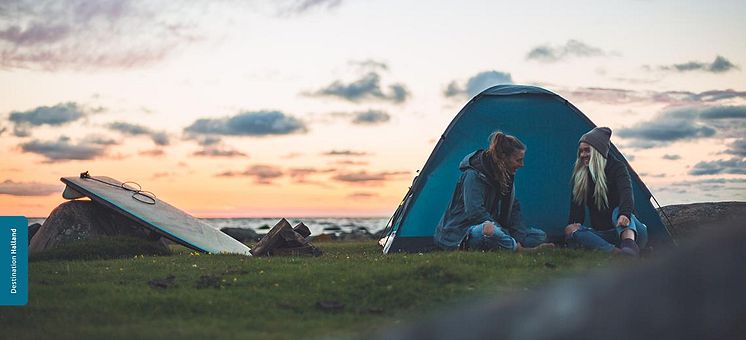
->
[27, 217, 391, 236]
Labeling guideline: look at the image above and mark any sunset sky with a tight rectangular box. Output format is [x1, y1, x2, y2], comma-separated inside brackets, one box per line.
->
[1, 0, 745, 218]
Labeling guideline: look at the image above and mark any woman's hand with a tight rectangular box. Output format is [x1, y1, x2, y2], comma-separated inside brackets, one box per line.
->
[617, 215, 630, 227]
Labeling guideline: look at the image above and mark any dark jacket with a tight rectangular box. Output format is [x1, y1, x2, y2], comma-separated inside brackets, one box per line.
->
[568, 154, 634, 230]
[434, 150, 525, 250]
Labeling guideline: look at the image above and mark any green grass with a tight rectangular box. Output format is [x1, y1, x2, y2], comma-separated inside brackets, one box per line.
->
[1, 241, 618, 339]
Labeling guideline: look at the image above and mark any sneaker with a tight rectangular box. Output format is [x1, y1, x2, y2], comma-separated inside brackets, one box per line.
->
[619, 238, 640, 257]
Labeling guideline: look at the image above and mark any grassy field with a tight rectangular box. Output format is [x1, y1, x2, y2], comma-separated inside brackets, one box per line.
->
[0, 239, 619, 339]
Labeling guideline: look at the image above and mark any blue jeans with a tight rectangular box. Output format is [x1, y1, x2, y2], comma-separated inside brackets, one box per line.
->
[567, 208, 648, 252]
[465, 221, 547, 251]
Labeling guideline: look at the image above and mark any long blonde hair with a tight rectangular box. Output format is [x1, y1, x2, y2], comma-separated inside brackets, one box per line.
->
[571, 147, 608, 210]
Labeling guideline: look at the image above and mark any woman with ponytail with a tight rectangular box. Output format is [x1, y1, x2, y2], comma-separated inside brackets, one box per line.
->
[565, 127, 648, 256]
[434, 131, 552, 252]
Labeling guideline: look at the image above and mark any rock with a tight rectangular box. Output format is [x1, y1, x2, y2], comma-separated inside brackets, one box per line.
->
[373, 228, 388, 239]
[311, 233, 336, 242]
[293, 222, 311, 238]
[250, 219, 322, 256]
[220, 227, 261, 243]
[29, 200, 170, 254]
[658, 201, 746, 240]
[28, 223, 41, 244]
[338, 227, 374, 241]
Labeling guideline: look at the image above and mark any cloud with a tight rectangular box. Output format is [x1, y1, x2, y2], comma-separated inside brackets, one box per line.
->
[331, 159, 368, 166]
[562, 87, 649, 105]
[217, 165, 284, 184]
[332, 170, 409, 184]
[322, 150, 369, 156]
[150, 132, 170, 146]
[698, 106, 746, 120]
[82, 134, 118, 145]
[194, 135, 223, 146]
[347, 192, 378, 199]
[691, 90, 746, 102]
[8, 102, 86, 136]
[444, 71, 513, 98]
[350, 59, 388, 72]
[672, 178, 746, 186]
[277, 0, 343, 15]
[617, 119, 716, 147]
[307, 72, 410, 103]
[689, 158, 746, 176]
[0, 0, 204, 70]
[724, 139, 746, 157]
[658, 55, 739, 73]
[695, 106, 746, 139]
[352, 110, 390, 125]
[107, 122, 170, 146]
[185, 111, 307, 137]
[108, 122, 149, 135]
[617, 105, 746, 149]
[192, 147, 247, 158]
[19, 136, 108, 161]
[662, 154, 681, 160]
[288, 167, 334, 178]
[526, 40, 608, 62]
[287, 167, 335, 185]
[139, 149, 165, 157]
[0, 179, 60, 196]
[9, 102, 85, 126]
[563, 87, 746, 106]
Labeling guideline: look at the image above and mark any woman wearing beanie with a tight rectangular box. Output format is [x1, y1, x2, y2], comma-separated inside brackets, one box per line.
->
[434, 131, 553, 252]
[564, 127, 648, 256]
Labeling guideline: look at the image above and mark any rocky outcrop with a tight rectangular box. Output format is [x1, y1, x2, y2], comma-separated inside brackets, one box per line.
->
[250, 219, 321, 256]
[29, 200, 170, 253]
[658, 201, 746, 239]
[220, 227, 262, 243]
[27, 223, 41, 245]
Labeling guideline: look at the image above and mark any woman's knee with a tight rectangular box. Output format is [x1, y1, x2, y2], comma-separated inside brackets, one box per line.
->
[483, 221, 496, 236]
[564, 223, 581, 237]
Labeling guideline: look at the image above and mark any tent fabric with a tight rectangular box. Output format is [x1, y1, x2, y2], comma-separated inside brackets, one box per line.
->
[382, 84, 673, 253]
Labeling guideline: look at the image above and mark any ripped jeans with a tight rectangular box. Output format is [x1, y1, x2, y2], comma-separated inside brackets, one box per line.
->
[464, 221, 547, 251]
[566, 208, 648, 252]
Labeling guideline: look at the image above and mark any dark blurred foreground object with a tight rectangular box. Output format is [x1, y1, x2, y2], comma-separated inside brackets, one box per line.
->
[370, 219, 746, 340]
[29, 200, 169, 254]
[250, 219, 321, 256]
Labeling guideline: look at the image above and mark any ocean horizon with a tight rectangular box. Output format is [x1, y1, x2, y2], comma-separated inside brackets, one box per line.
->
[28, 217, 391, 236]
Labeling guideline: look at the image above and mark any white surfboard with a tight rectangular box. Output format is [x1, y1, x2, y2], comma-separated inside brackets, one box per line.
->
[61, 174, 252, 256]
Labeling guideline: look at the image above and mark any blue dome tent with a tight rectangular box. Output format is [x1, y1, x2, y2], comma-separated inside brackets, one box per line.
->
[382, 85, 673, 253]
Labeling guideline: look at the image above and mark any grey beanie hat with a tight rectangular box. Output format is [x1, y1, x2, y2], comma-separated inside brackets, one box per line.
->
[580, 127, 612, 158]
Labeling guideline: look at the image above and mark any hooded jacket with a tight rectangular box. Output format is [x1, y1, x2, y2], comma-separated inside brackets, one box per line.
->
[433, 150, 525, 250]
[568, 154, 634, 230]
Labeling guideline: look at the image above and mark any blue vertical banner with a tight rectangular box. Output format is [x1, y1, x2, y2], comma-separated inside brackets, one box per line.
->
[1, 216, 28, 306]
